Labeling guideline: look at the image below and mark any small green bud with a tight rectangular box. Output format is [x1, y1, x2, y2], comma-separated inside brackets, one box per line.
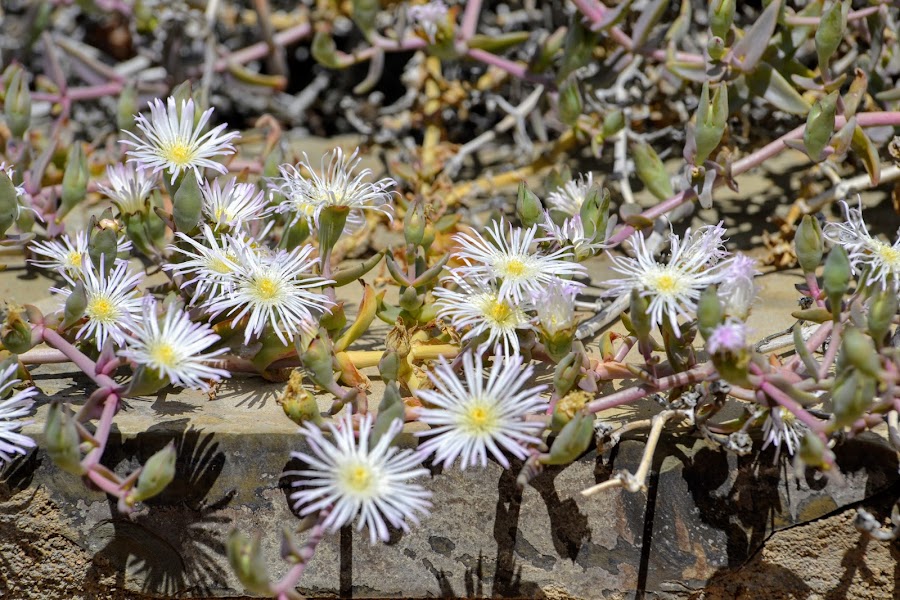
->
[601, 109, 625, 139]
[281, 216, 311, 250]
[553, 351, 582, 397]
[1, 308, 33, 354]
[541, 411, 593, 465]
[352, 0, 379, 38]
[822, 245, 850, 320]
[126, 365, 169, 397]
[88, 226, 119, 274]
[815, 0, 848, 70]
[318, 205, 350, 255]
[58, 144, 89, 222]
[697, 285, 723, 340]
[379, 350, 401, 382]
[840, 327, 881, 378]
[693, 81, 728, 165]
[868, 285, 898, 345]
[399, 286, 422, 312]
[300, 335, 335, 390]
[831, 371, 874, 429]
[632, 140, 673, 200]
[173, 171, 202, 234]
[708, 0, 735, 39]
[629, 289, 652, 339]
[707, 36, 726, 61]
[4, 68, 32, 139]
[61, 281, 87, 330]
[516, 182, 543, 228]
[311, 30, 343, 69]
[795, 215, 824, 273]
[116, 81, 139, 134]
[550, 391, 591, 433]
[803, 91, 838, 162]
[227, 530, 272, 595]
[371, 382, 404, 447]
[0, 169, 18, 236]
[279, 370, 323, 426]
[45, 403, 84, 475]
[404, 200, 427, 246]
[127, 443, 176, 504]
[558, 80, 583, 127]
[579, 185, 610, 242]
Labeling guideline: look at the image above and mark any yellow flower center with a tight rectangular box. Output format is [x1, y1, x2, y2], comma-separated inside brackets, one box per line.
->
[486, 299, 513, 324]
[645, 268, 686, 297]
[253, 276, 280, 301]
[149, 342, 178, 368]
[214, 206, 234, 224]
[340, 462, 375, 495]
[86, 296, 118, 323]
[461, 400, 498, 435]
[207, 257, 233, 274]
[503, 259, 527, 278]
[162, 142, 194, 167]
[874, 241, 900, 267]
[65, 251, 82, 269]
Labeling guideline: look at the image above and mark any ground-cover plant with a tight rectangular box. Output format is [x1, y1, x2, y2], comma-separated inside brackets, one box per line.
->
[2, 0, 900, 597]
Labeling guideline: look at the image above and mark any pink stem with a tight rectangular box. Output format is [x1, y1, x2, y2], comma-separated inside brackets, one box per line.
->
[215, 22, 312, 72]
[81, 392, 120, 470]
[465, 48, 553, 85]
[87, 469, 124, 496]
[817, 320, 843, 380]
[805, 272, 826, 308]
[586, 363, 714, 413]
[759, 379, 825, 435]
[39, 327, 119, 391]
[459, 0, 483, 41]
[271, 507, 331, 596]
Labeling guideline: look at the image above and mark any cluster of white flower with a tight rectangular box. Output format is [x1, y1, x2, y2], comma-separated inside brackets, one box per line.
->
[0, 363, 37, 467]
[824, 199, 900, 290]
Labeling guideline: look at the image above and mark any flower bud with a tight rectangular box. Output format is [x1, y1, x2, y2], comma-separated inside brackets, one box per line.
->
[579, 185, 610, 242]
[803, 91, 838, 162]
[0, 169, 19, 237]
[404, 200, 427, 247]
[558, 80, 583, 127]
[89, 226, 119, 275]
[379, 350, 402, 382]
[868, 285, 898, 345]
[550, 390, 590, 433]
[317, 205, 350, 255]
[61, 281, 87, 330]
[822, 245, 850, 320]
[173, 170, 202, 234]
[708, 0, 735, 39]
[4, 68, 31, 139]
[126, 365, 169, 397]
[815, 0, 848, 70]
[697, 285, 723, 340]
[831, 371, 874, 430]
[516, 182, 543, 228]
[1, 307, 33, 354]
[840, 327, 881, 378]
[45, 403, 84, 475]
[352, 0, 379, 38]
[227, 530, 272, 595]
[553, 351, 582, 397]
[541, 411, 593, 465]
[693, 81, 728, 165]
[632, 140, 673, 200]
[371, 381, 404, 446]
[58, 144, 89, 222]
[707, 36, 726, 61]
[281, 216, 311, 251]
[300, 336, 336, 390]
[116, 81, 139, 134]
[601, 109, 625, 139]
[629, 289, 652, 339]
[795, 215, 824, 274]
[127, 442, 176, 504]
[399, 286, 422, 312]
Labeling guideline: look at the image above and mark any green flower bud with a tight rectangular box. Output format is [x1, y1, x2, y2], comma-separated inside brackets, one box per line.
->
[795, 215, 824, 274]
[0, 169, 18, 237]
[629, 289, 652, 339]
[300, 335, 335, 390]
[697, 285, 723, 340]
[1, 308, 33, 354]
[707, 36, 727, 61]
[868, 285, 898, 346]
[45, 403, 84, 475]
[127, 443, 176, 504]
[371, 382, 404, 447]
[541, 411, 593, 465]
[89, 226, 119, 274]
[173, 171, 202, 234]
[553, 351, 582, 397]
[61, 281, 87, 330]
[126, 365, 169, 397]
[227, 530, 272, 595]
[815, 0, 848, 70]
[632, 140, 673, 200]
[840, 327, 881, 378]
[579, 185, 610, 242]
[352, 0, 379, 38]
[601, 109, 625, 139]
[516, 182, 543, 228]
[279, 370, 323, 426]
[399, 286, 422, 312]
[4, 68, 31, 139]
[831, 371, 874, 430]
[550, 390, 591, 433]
[58, 144, 89, 222]
[803, 91, 838, 162]
[318, 205, 350, 255]
[116, 81, 139, 134]
[404, 200, 427, 247]
[708, 0, 735, 39]
[281, 216, 311, 251]
[822, 245, 850, 320]
[379, 350, 402, 382]
[558, 80, 583, 127]
[693, 81, 728, 165]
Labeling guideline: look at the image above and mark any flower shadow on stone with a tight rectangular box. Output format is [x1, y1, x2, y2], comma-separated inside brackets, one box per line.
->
[84, 420, 232, 596]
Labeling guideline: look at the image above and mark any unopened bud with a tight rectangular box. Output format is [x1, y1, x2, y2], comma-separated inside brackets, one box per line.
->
[840, 327, 881, 378]
[61, 281, 87, 330]
[1, 308, 33, 354]
[404, 200, 426, 246]
[831, 371, 874, 430]
[822, 245, 850, 320]
[312, 30, 343, 69]
[542, 411, 593, 465]
[707, 36, 726, 61]
[127, 443, 176, 504]
[45, 403, 84, 475]
[58, 144, 89, 222]
[632, 140, 673, 200]
[693, 81, 728, 165]
[697, 285, 723, 340]
[815, 0, 848, 70]
[803, 91, 838, 162]
[708, 0, 735, 39]
[173, 171, 202, 234]
[89, 227, 119, 274]
[553, 351, 582, 397]
[379, 350, 402, 382]
[795, 215, 824, 273]
[0, 170, 18, 236]
[371, 381, 404, 446]
[4, 68, 31, 139]
[601, 109, 625, 139]
[868, 285, 898, 345]
[227, 530, 272, 595]
[516, 182, 543, 228]
[399, 286, 422, 312]
[558, 80, 583, 127]
[300, 336, 335, 389]
[629, 289, 652, 339]
[579, 185, 610, 242]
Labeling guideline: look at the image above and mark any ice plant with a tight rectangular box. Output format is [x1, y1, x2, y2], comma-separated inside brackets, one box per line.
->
[546, 173, 595, 216]
[164, 225, 242, 304]
[204, 243, 334, 345]
[604, 224, 734, 336]
[200, 177, 270, 231]
[823, 199, 900, 290]
[539, 211, 608, 260]
[761, 407, 806, 456]
[0, 363, 37, 465]
[452, 219, 586, 303]
[97, 163, 157, 215]
[718, 253, 759, 320]
[531, 279, 579, 337]
[706, 319, 748, 355]
[53, 257, 144, 349]
[270, 147, 394, 230]
[407, 0, 449, 44]
[433, 275, 531, 355]
[29, 232, 132, 278]
[121, 297, 229, 391]
[121, 97, 240, 184]
[415, 351, 547, 470]
[289, 412, 432, 544]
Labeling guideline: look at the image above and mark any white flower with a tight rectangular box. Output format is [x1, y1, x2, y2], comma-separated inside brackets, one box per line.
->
[121, 297, 229, 391]
[289, 412, 432, 545]
[546, 173, 595, 216]
[201, 177, 270, 231]
[415, 351, 547, 470]
[408, 1, 448, 43]
[164, 225, 242, 303]
[0, 363, 37, 465]
[29, 231, 131, 278]
[52, 257, 144, 350]
[452, 219, 587, 303]
[121, 97, 240, 184]
[531, 279, 579, 336]
[823, 199, 900, 290]
[269, 147, 394, 230]
[433, 275, 531, 355]
[538, 211, 608, 260]
[98, 163, 157, 215]
[604, 224, 733, 337]
[718, 253, 758, 320]
[203, 243, 334, 345]
[761, 407, 806, 456]
[706, 318, 748, 355]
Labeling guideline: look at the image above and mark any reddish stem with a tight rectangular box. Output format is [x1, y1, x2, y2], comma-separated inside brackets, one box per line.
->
[586, 363, 714, 413]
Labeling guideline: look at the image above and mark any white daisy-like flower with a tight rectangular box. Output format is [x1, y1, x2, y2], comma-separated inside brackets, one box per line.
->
[52, 256, 144, 350]
[823, 199, 900, 290]
[0, 363, 37, 465]
[408, 1, 448, 43]
[164, 225, 242, 304]
[200, 177, 270, 231]
[29, 231, 132, 278]
[546, 173, 595, 216]
[531, 279, 579, 337]
[121, 97, 240, 184]
[121, 297, 229, 391]
[717, 253, 758, 320]
[203, 243, 334, 345]
[433, 275, 531, 355]
[538, 211, 608, 261]
[289, 412, 432, 545]
[452, 219, 587, 303]
[97, 163, 157, 215]
[269, 147, 394, 230]
[761, 406, 806, 456]
[706, 318, 748, 355]
[415, 351, 547, 470]
[603, 224, 734, 337]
